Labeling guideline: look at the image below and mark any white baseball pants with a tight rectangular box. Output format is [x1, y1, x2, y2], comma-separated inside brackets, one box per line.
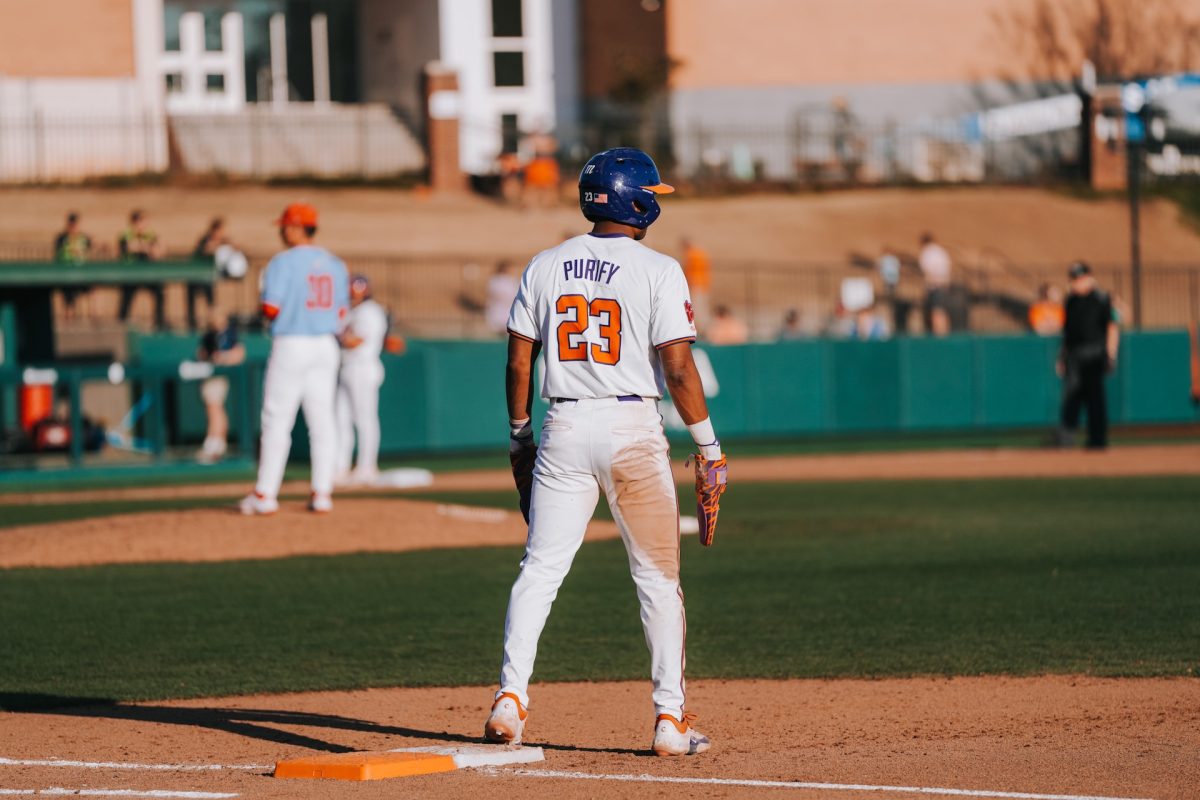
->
[254, 335, 340, 500]
[336, 361, 384, 477]
[498, 396, 688, 720]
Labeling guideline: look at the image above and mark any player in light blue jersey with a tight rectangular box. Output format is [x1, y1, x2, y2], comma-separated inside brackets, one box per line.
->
[240, 203, 350, 515]
[261, 244, 349, 337]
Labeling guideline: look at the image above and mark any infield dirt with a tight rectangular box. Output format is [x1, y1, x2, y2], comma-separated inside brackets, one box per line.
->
[2, 677, 1197, 799]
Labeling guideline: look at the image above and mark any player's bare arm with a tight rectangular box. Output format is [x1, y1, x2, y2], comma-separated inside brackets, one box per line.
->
[505, 335, 540, 424]
[506, 335, 540, 523]
[659, 342, 710, 426]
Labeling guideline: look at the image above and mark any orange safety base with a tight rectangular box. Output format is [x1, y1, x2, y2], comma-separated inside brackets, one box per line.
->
[274, 750, 458, 781]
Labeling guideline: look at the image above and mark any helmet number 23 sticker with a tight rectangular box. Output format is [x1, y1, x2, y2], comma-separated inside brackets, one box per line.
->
[556, 294, 621, 365]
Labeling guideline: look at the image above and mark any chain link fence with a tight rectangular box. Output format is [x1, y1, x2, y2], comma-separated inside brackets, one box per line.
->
[5, 243, 1196, 339]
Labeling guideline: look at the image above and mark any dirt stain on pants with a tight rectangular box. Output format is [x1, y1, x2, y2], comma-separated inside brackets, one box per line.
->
[610, 438, 680, 582]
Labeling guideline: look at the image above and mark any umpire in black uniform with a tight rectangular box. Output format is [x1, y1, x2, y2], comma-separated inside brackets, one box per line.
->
[1057, 262, 1120, 449]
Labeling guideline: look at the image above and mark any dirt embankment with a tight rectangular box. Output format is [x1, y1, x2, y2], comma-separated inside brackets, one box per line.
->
[2, 185, 1197, 266]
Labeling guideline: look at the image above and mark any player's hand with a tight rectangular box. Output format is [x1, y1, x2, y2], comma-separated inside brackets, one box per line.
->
[1055, 358, 1064, 378]
[689, 452, 728, 547]
[509, 421, 537, 524]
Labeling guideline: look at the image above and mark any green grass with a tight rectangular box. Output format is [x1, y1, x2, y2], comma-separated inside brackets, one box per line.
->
[0, 497, 240, 529]
[1, 477, 1197, 710]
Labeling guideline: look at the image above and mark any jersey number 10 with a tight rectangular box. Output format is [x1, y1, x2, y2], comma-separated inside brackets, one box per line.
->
[556, 294, 621, 365]
[306, 274, 334, 310]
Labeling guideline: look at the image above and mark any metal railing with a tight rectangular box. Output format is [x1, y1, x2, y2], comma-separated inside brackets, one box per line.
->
[0, 109, 1092, 186]
[0, 108, 426, 184]
[14, 257, 1197, 339]
[3, 241, 1197, 337]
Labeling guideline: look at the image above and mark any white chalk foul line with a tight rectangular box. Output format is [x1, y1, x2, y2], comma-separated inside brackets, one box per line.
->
[496, 768, 1154, 800]
[0, 758, 267, 772]
[0, 790, 236, 799]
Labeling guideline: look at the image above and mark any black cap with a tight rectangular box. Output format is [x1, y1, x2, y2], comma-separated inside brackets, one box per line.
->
[1068, 261, 1091, 279]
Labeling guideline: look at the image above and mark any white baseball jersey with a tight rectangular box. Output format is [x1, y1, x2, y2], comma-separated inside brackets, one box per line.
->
[340, 299, 388, 367]
[506, 233, 697, 399]
[336, 299, 388, 480]
[918, 242, 952, 287]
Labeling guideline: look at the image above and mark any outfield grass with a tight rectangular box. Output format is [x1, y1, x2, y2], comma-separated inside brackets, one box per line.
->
[1, 477, 1197, 710]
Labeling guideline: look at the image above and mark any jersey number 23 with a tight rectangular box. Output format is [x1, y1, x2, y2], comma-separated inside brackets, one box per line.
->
[556, 294, 621, 365]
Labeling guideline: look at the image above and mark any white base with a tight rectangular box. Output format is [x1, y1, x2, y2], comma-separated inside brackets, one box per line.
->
[372, 468, 435, 489]
[387, 745, 545, 770]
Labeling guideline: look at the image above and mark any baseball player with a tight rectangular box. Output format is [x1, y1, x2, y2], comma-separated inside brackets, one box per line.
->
[335, 275, 389, 485]
[484, 147, 729, 756]
[240, 203, 349, 515]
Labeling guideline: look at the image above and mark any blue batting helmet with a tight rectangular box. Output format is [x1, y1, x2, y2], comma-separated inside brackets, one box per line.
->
[578, 147, 674, 229]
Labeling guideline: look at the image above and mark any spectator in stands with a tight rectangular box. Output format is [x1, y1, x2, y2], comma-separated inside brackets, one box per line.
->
[877, 246, 901, 300]
[917, 232, 952, 337]
[707, 305, 749, 345]
[778, 308, 806, 340]
[117, 209, 166, 330]
[681, 237, 713, 332]
[188, 217, 228, 330]
[498, 150, 523, 205]
[196, 308, 245, 463]
[1056, 262, 1119, 450]
[831, 96, 862, 182]
[1028, 283, 1065, 336]
[54, 211, 92, 320]
[485, 260, 520, 336]
[523, 130, 561, 209]
[852, 304, 890, 341]
[828, 278, 889, 341]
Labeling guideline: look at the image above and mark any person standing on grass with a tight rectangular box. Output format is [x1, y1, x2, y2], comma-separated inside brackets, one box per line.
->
[1056, 262, 1119, 450]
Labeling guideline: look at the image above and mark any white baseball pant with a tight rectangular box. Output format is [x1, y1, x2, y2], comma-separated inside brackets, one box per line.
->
[254, 334, 340, 499]
[498, 396, 687, 719]
[335, 361, 384, 477]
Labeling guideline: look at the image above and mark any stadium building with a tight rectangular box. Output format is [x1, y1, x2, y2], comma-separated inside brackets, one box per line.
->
[0, 0, 567, 180]
[2, 0, 1198, 183]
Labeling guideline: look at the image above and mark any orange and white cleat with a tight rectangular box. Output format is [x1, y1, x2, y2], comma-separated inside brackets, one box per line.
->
[238, 492, 278, 516]
[484, 692, 528, 745]
[651, 712, 711, 756]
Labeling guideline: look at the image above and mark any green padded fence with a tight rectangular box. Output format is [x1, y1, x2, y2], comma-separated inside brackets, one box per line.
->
[2, 330, 1194, 474]
[125, 329, 1199, 456]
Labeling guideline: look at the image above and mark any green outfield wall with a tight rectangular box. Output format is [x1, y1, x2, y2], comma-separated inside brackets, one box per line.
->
[120, 330, 1198, 457]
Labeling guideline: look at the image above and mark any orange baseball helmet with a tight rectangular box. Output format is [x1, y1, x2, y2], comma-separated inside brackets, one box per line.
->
[274, 203, 318, 228]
